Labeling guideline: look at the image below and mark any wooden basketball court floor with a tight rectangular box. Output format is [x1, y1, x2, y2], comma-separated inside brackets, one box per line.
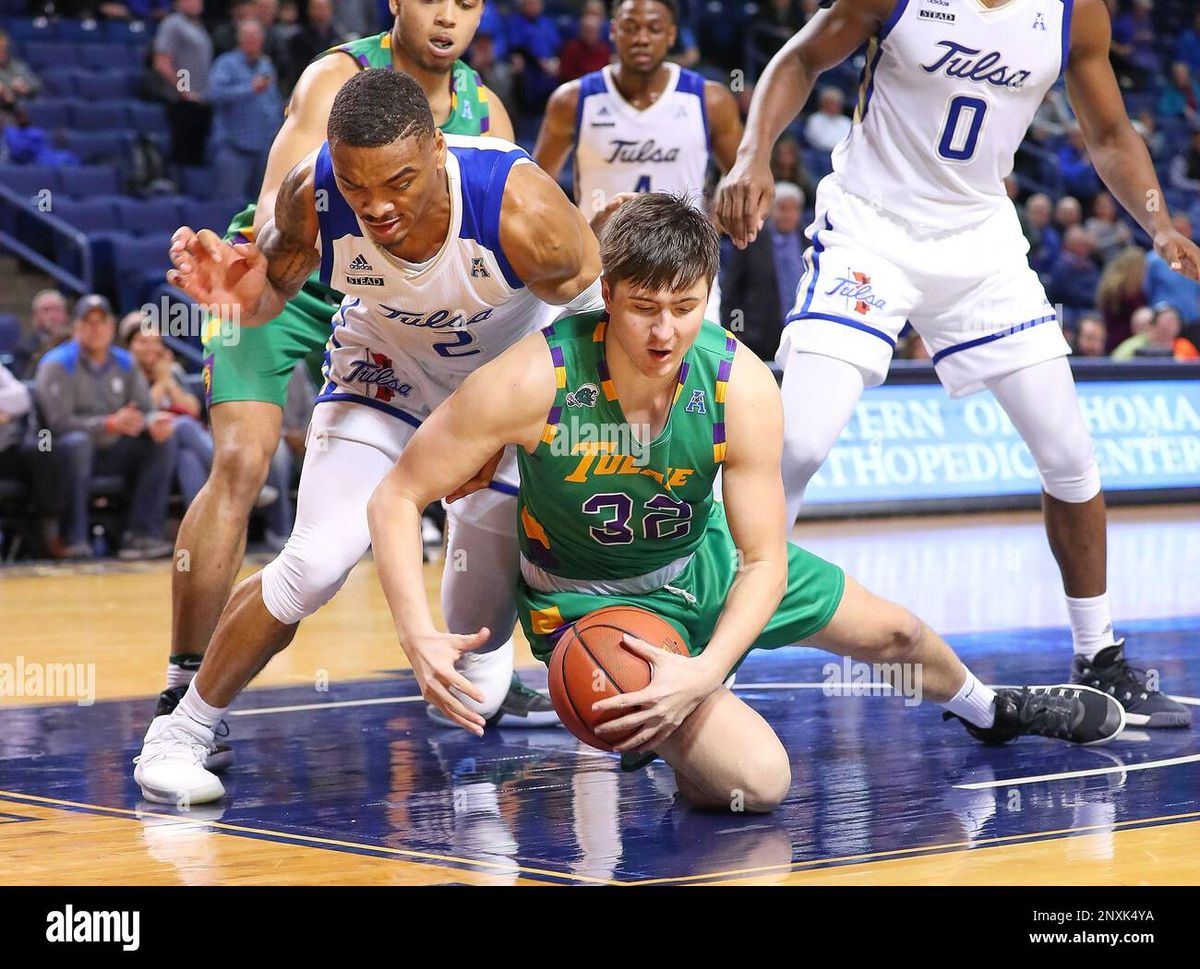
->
[1, 505, 1197, 886]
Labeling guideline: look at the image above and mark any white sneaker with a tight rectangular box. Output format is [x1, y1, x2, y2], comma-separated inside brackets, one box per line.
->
[134, 715, 226, 805]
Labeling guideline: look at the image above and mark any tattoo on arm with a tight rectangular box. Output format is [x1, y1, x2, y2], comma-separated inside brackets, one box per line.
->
[260, 165, 321, 297]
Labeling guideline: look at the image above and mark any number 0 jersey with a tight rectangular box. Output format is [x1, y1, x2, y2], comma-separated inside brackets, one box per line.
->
[312, 134, 558, 423]
[517, 311, 738, 584]
[834, 0, 1070, 233]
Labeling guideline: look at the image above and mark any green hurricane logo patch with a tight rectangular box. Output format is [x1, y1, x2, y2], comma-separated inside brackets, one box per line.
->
[566, 383, 599, 408]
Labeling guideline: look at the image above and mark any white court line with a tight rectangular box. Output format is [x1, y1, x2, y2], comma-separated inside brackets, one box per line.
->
[954, 753, 1200, 790]
[229, 696, 426, 716]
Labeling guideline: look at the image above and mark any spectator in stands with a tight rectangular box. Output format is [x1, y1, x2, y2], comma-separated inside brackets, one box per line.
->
[286, 0, 344, 92]
[1167, 129, 1200, 195]
[1113, 303, 1199, 361]
[213, 0, 259, 55]
[12, 289, 71, 380]
[34, 296, 177, 560]
[1054, 194, 1082, 234]
[719, 182, 806, 361]
[1096, 246, 1147, 351]
[803, 86, 851, 153]
[469, 26, 516, 120]
[559, 7, 611, 83]
[257, 0, 300, 90]
[770, 134, 814, 200]
[119, 311, 214, 508]
[508, 0, 561, 115]
[1056, 126, 1101, 199]
[1047, 226, 1100, 319]
[1084, 192, 1132, 264]
[1111, 0, 1159, 88]
[330, 0, 382, 40]
[476, 3, 510, 60]
[1131, 108, 1166, 160]
[1175, 10, 1200, 76]
[154, 0, 215, 167]
[745, 0, 803, 81]
[1030, 86, 1073, 143]
[1023, 193, 1061, 277]
[1073, 314, 1108, 358]
[1158, 62, 1200, 123]
[0, 29, 42, 122]
[1144, 214, 1200, 326]
[208, 19, 284, 204]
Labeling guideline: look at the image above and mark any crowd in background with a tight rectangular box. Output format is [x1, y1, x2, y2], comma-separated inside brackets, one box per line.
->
[1, 0, 1199, 560]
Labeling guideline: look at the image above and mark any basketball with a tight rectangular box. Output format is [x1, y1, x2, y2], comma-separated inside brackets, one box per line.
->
[548, 605, 691, 751]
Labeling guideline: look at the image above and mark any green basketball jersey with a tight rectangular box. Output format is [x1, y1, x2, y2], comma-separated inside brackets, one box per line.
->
[517, 311, 738, 582]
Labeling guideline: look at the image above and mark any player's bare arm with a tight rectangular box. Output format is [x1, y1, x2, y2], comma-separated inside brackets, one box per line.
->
[253, 55, 358, 234]
[704, 80, 745, 174]
[532, 81, 581, 181]
[499, 161, 602, 303]
[483, 85, 516, 141]
[168, 159, 321, 326]
[366, 334, 557, 733]
[592, 346, 789, 752]
[715, 0, 894, 247]
[1066, 0, 1200, 279]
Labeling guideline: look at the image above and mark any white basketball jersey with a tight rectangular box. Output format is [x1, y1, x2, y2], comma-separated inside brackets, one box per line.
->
[573, 63, 711, 218]
[833, 0, 1070, 233]
[312, 135, 558, 423]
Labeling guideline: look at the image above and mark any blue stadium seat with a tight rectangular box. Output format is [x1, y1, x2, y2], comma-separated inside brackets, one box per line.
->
[82, 70, 136, 101]
[0, 314, 20, 358]
[67, 99, 132, 132]
[179, 165, 213, 199]
[22, 40, 73, 70]
[802, 147, 834, 182]
[76, 43, 132, 71]
[50, 196, 121, 235]
[5, 18, 55, 44]
[101, 20, 153, 44]
[40, 69, 80, 97]
[23, 98, 73, 130]
[127, 101, 168, 135]
[55, 19, 105, 43]
[116, 197, 184, 237]
[0, 165, 56, 202]
[112, 234, 174, 310]
[53, 165, 119, 199]
[61, 130, 127, 165]
[180, 199, 238, 234]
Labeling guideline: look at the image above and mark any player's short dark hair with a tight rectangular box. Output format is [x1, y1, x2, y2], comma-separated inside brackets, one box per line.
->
[327, 69, 436, 148]
[600, 193, 719, 295]
[611, 0, 678, 23]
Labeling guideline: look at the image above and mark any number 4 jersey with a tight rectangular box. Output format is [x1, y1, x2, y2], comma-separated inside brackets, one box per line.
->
[313, 134, 559, 424]
[834, 0, 1070, 232]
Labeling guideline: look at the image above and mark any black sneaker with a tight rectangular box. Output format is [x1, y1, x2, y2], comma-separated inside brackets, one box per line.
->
[944, 684, 1125, 746]
[619, 750, 658, 772]
[1071, 641, 1192, 729]
[426, 673, 561, 729]
[149, 682, 235, 772]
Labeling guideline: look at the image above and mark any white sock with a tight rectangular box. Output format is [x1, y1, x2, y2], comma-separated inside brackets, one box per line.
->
[166, 653, 203, 689]
[1065, 593, 1116, 659]
[943, 671, 996, 729]
[175, 680, 228, 732]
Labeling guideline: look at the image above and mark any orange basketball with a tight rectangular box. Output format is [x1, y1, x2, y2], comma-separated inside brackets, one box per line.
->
[548, 605, 691, 751]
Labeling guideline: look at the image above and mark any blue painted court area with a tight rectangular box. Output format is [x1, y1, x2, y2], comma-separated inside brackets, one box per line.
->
[2, 618, 1197, 884]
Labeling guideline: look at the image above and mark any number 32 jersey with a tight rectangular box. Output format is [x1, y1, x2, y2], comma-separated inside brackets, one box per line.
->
[833, 0, 1070, 233]
[313, 134, 559, 422]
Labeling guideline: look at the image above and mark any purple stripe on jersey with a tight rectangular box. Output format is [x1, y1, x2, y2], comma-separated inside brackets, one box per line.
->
[596, 356, 611, 383]
[678, 361, 691, 385]
[550, 344, 566, 368]
[713, 422, 726, 445]
[724, 334, 737, 354]
[547, 405, 562, 425]
[716, 358, 733, 384]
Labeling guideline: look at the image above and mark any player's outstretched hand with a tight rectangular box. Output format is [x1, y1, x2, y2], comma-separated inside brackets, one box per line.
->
[406, 628, 491, 736]
[589, 192, 640, 237]
[1154, 228, 1200, 281]
[445, 448, 505, 504]
[166, 226, 269, 311]
[590, 634, 723, 752]
[714, 158, 775, 249]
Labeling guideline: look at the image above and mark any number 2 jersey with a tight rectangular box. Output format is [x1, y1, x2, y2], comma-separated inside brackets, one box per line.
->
[312, 134, 559, 423]
[833, 0, 1070, 233]
[517, 311, 738, 586]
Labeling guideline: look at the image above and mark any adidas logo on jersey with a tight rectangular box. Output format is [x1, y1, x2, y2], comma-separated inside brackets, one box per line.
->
[918, 0, 955, 21]
[346, 253, 383, 287]
[349, 254, 374, 272]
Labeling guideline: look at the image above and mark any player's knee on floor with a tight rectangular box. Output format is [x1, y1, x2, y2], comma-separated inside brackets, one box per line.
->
[260, 545, 352, 625]
[739, 747, 792, 814]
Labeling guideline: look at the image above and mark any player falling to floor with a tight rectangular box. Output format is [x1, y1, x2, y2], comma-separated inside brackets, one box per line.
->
[133, 69, 603, 805]
[715, 0, 1200, 728]
[533, 0, 743, 222]
[366, 193, 1124, 813]
[157, 0, 551, 767]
